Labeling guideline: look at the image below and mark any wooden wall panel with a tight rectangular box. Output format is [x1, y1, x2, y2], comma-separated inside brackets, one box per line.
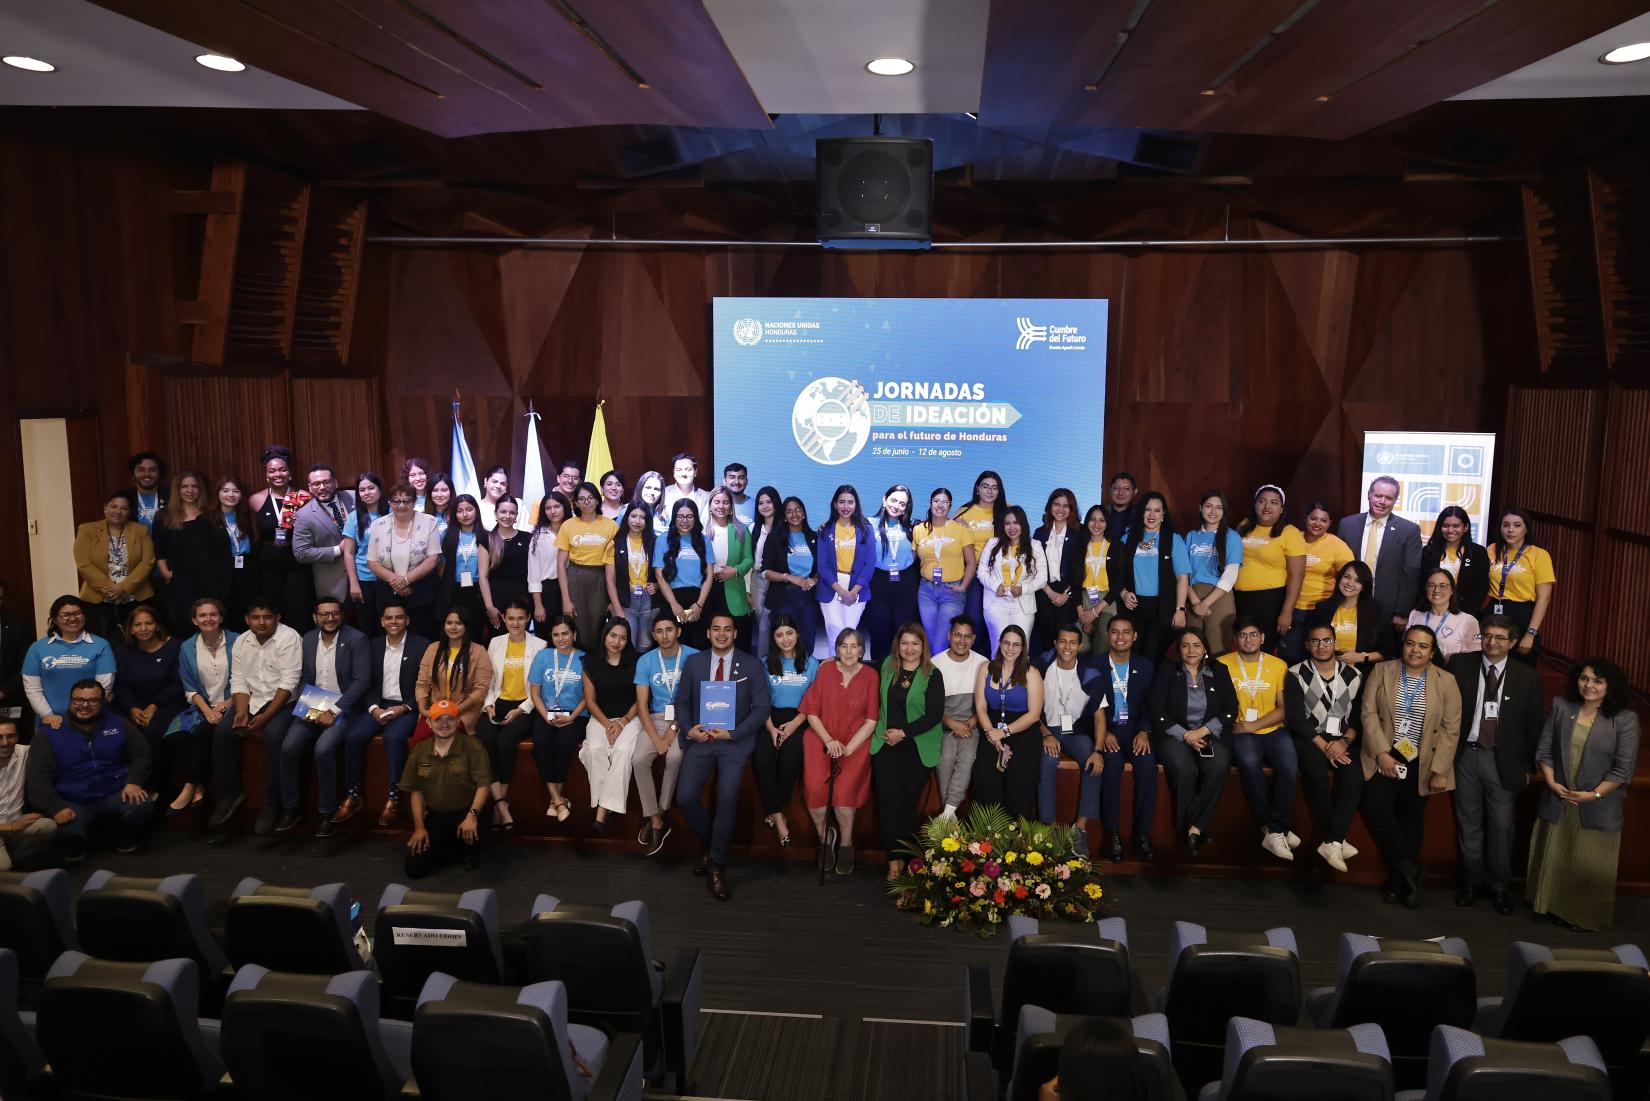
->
[1503, 387, 1602, 521]
[1600, 386, 1650, 539]
[1526, 517, 1591, 662]
[1592, 538, 1650, 689]
[162, 376, 290, 485]
[290, 377, 382, 485]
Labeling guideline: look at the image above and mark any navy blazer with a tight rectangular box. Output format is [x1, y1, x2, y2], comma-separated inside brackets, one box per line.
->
[672, 648, 771, 749]
[814, 521, 875, 604]
[1033, 523, 1085, 597]
[370, 632, 430, 706]
[1091, 654, 1156, 738]
[299, 625, 370, 716]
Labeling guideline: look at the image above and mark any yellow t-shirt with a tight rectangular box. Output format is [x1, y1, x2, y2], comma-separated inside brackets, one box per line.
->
[1296, 533, 1355, 610]
[1331, 606, 1359, 653]
[1236, 524, 1307, 592]
[1486, 544, 1555, 603]
[834, 522, 857, 574]
[555, 516, 618, 567]
[992, 542, 1026, 588]
[1082, 538, 1110, 593]
[954, 503, 999, 551]
[500, 639, 528, 700]
[914, 520, 967, 582]
[626, 535, 649, 589]
[1219, 651, 1288, 734]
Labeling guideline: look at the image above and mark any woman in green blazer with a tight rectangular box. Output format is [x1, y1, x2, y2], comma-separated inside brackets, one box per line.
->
[872, 621, 945, 880]
[706, 487, 755, 647]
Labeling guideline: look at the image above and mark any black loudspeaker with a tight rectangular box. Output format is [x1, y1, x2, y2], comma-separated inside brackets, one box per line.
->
[816, 137, 933, 249]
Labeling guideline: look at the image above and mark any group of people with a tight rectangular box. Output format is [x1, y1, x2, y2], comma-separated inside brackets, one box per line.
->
[0, 449, 1635, 929]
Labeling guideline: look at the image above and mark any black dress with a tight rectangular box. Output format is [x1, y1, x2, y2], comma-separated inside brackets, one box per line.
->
[157, 517, 211, 632]
[255, 492, 313, 628]
[487, 530, 532, 634]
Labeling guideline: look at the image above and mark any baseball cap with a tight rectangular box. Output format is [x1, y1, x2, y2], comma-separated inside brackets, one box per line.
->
[428, 699, 460, 719]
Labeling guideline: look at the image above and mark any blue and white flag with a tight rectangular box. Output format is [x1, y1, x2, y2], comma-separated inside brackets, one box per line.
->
[450, 395, 480, 502]
[521, 403, 546, 517]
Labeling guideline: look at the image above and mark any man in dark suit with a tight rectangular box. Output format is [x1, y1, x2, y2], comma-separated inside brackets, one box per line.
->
[292, 463, 357, 604]
[673, 612, 770, 901]
[255, 596, 369, 835]
[1336, 477, 1422, 629]
[0, 578, 28, 723]
[1091, 613, 1157, 863]
[1450, 613, 1543, 914]
[318, 598, 429, 834]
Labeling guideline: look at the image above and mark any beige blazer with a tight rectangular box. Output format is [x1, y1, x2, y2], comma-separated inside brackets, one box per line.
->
[415, 641, 493, 733]
[1359, 660, 1461, 793]
[74, 521, 156, 604]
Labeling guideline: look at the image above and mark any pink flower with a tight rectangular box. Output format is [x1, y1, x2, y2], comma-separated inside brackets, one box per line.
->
[908, 859, 924, 874]
[968, 842, 982, 856]
[1057, 865, 1072, 880]
[1035, 883, 1052, 899]
[969, 880, 987, 898]
[983, 861, 1002, 878]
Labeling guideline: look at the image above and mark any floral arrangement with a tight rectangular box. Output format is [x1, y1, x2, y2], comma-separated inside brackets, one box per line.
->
[887, 803, 1104, 936]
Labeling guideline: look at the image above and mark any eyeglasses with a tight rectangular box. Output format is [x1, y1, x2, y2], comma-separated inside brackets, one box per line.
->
[1307, 637, 1336, 646]
[1482, 633, 1513, 643]
[390, 497, 414, 505]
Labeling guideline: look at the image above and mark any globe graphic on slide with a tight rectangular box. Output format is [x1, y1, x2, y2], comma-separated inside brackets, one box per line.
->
[792, 376, 872, 465]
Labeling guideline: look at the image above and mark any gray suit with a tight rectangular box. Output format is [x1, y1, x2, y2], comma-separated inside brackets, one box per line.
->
[1536, 697, 1640, 833]
[1336, 511, 1421, 624]
[292, 491, 357, 602]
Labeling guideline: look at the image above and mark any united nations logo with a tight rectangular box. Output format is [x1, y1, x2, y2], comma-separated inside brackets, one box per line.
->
[732, 317, 763, 346]
[793, 377, 871, 466]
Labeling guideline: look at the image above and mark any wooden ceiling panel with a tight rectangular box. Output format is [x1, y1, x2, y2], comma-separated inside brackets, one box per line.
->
[979, 0, 1647, 139]
[89, 0, 769, 138]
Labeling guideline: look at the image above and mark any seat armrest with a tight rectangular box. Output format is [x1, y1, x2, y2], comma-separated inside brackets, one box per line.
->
[965, 962, 995, 1054]
[591, 1032, 644, 1101]
[662, 947, 704, 1091]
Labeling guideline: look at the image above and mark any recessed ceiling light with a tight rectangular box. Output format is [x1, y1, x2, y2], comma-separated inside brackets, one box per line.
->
[2, 56, 55, 73]
[866, 57, 915, 76]
[195, 53, 246, 73]
[1601, 42, 1650, 64]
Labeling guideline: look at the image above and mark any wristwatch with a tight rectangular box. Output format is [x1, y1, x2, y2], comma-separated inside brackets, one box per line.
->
[1592, 790, 1602, 801]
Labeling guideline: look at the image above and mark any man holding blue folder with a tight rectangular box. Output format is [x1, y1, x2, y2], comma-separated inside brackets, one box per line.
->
[673, 613, 770, 901]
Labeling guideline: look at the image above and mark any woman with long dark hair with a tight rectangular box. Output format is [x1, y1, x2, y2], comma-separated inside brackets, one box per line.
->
[1183, 490, 1243, 655]
[607, 502, 659, 653]
[705, 486, 755, 648]
[401, 458, 431, 510]
[341, 471, 389, 636]
[1115, 491, 1189, 662]
[970, 623, 1045, 820]
[1074, 505, 1114, 652]
[424, 473, 455, 539]
[872, 622, 944, 880]
[558, 482, 619, 646]
[155, 470, 208, 632]
[864, 484, 918, 661]
[578, 617, 640, 831]
[1287, 501, 1354, 663]
[1486, 507, 1554, 663]
[913, 488, 977, 655]
[1420, 505, 1489, 617]
[762, 496, 821, 657]
[527, 489, 570, 626]
[956, 470, 1008, 655]
[1405, 568, 1481, 659]
[816, 484, 875, 660]
[980, 505, 1047, 652]
[415, 607, 493, 736]
[1032, 488, 1082, 657]
[528, 614, 586, 822]
[437, 494, 491, 634]
[747, 486, 783, 657]
[478, 465, 510, 530]
[1234, 484, 1306, 652]
[483, 497, 531, 634]
[204, 475, 260, 631]
[654, 499, 717, 649]
[476, 598, 546, 831]
[753, 614, 818, 846]
[1307, 560, 1393, 674]
[113, 603, 186, 797]
[633, 469, 667, 534]
[1149, 626, 1238, 854]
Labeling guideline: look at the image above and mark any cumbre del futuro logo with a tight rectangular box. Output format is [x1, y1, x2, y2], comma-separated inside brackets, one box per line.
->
[1016, 316, 1086, 350]
[1015, 316, 1047, 349]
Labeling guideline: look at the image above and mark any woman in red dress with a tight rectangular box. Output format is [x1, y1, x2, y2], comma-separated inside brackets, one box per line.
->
[801, 627, 881, 874]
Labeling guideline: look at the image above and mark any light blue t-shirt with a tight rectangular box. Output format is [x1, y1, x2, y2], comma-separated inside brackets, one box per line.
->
[1131, 532, 1191, 598]
[732, 495, 756, 529]
[633, 644, 699, 712]
[345, 512, 383, 582]
[527, 648, 585, 712]
[455, 531, 480, 586]
[1184, 528, 1245, 587]
[785, 531, 815, 576]
[22, 634, 117, 717]
[766, 655, 820, 709]
[873, 522, 915, 572]
[652, 535, 716, 589]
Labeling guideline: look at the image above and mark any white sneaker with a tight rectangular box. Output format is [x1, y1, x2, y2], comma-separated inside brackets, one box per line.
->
[1285, 831, 1302, 850]
[1340, 840, 1359, 858]
[1317, 840, 1348, 873]
[1262, 831, 1295, 861]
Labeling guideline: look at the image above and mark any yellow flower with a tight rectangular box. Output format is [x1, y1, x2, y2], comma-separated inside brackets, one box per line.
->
[1004, 851, 1018, 864]
[941, 837, 962, 852]
[1025, 851, 1045, 866]
[1083, 883, 1103, 900]
[924, 900, 933, 914]
[1067, 859, 1084, 869]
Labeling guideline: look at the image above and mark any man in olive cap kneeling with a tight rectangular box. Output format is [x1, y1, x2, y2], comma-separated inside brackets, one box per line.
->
[399, 698, 490, 877]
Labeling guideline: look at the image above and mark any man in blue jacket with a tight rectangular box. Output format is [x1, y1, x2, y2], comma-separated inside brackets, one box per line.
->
[1092, 613, 1158, 863]
[256, 596, 369, 835]
[24, 679, 154, 861]
[672, 613, 770, 901]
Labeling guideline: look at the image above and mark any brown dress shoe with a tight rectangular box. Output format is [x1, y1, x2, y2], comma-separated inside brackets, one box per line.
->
[377, 797, 401, 827]
[707, 867, 731, 902]
[331, 796, 364, 824]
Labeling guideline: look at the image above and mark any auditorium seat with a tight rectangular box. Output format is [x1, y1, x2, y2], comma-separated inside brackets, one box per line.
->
[1306, 934, 1475, 1090]
[224, 877, 366, 974]
[1156, 922, 1301, 1094]
[220, 965, 412, 1100]
[1004, 1010, 1177, 1101]
[965, 916, 1134, 1073]
[1198, 1017, 1392, 1101]
[1472, 941, 1650, 1098]
[0, 950, 45, 1099]
[75, 871, 229, 984]
[525, 894, 702, 1092]
[372, 884, 501, 1019]
[1395, 1025, 1611, 1101]
[0, 869, 78, 997]
[36, 952, 224, 1101]
[412, 973, 645, 1101]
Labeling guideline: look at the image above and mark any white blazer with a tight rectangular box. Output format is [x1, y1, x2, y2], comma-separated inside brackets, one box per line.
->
[483, 632, 548, 710]
[979, 538, 1048, 618]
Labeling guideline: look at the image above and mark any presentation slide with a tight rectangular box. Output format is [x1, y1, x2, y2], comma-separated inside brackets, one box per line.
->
[1360, 430, 1496, 541]
[712, 297, 1109, 518]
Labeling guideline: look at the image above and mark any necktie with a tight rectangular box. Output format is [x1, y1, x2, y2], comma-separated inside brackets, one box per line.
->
[1362, 517, 1382, 573]
[1478, 664, 1500, 750]
[329, 499, 346, 529]
[715, 657, 726, 681]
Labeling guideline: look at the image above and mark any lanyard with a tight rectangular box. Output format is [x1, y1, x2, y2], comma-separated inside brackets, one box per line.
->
[1003, 547, 1023, 587]
[658, 650, 683, 694]
[137, 491, 158, 520]
[1110, 659, 1129, 694]
[1497, 544, 1529, 597]
[994, 676, 1014, 714]
[628, 540, 648, 585]
[548, 651, 577, 698]
[1424, 611, 1443, 633]
[1398, 669, 1423, 725]
[1235, 653, 1262, 705]
[1050, 665, 1081, 717]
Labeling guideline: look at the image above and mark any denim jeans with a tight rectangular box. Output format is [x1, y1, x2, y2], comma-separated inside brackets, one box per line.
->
[917, 580, 965, 654]
[1231, 731, 1299, 834]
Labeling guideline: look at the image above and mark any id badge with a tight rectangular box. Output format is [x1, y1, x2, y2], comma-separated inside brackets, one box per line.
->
[1394, 718, 1410, 740]
[1244, 707, 1259, 723]
[1324, 715, 1342, 736]
[664, 704, 676, 722]
[274, 526, 288, 546]
[1115, 702, 1128, 723]
[459, 572, 474, 588]
[632, 584, 646, 597]
[932, 565, 943, 584]
[549, 709, 570, 720]
[1059, 714, 1073, 733]
[233, 554, 245, 570]
[1086, 587, 1101, 605]
[889, 567, 901, 581]
[1483, 701, 1500, 720]
[1492, 602, 1504, 615]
